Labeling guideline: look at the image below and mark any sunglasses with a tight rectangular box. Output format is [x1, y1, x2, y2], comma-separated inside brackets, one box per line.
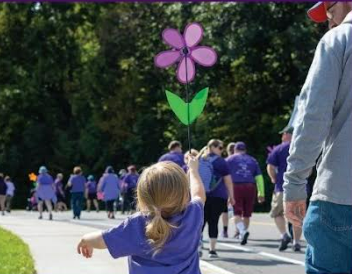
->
[218, 146, 223, 150]
[326, 2, 338, 20]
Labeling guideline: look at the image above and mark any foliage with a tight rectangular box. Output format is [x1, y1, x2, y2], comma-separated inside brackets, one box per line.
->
[0, 3, 326, 209]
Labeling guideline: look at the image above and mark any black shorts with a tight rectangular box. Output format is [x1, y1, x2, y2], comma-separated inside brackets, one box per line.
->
[88, 193, 97, 200]
[56, 193, 65, 203]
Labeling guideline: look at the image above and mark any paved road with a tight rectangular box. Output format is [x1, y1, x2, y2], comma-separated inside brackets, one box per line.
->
[0, 211, 306, 274]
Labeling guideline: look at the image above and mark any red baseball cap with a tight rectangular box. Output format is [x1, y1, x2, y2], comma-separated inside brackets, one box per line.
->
[307, 2, 328, 23]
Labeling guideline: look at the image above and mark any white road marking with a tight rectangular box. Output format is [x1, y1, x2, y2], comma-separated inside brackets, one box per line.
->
[219, 242, 305, 266]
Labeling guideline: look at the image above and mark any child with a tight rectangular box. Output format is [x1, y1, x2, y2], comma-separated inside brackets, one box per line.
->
[77, 158, 205, 274]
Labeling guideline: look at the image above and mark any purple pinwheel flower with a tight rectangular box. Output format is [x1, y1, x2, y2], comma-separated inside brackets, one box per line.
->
[154, 22, 217, 84]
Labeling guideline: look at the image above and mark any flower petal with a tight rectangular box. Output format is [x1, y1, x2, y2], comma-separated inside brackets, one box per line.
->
[177, 57, 195, 84]
[190, 46, 217, 67]
[162, 28, 185, 49]
[154, 50, 181, 68]
[184, 23, 203, 48]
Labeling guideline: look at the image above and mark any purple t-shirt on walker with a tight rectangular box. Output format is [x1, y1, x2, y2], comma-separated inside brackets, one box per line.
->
[102, 198, 204, 274]
[266, 141, 290, 193]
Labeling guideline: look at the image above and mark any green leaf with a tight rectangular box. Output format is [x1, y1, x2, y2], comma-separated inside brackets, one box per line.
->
[189, 87, 209, 123]
[165, 88, 209, 125]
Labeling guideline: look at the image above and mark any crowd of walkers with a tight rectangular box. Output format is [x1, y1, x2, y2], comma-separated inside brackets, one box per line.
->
[0, 130, 302, 256]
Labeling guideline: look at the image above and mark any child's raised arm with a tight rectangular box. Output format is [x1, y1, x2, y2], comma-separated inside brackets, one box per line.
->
[77, 231, 107, 258]
[188, 157, 206, 204]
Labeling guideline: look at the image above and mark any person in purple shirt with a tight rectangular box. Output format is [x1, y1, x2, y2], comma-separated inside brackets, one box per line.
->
[36, 166, 56, 220]
[85, 175, 99, 213]
[200, 139, 234, 258]
[226, 142, 265, 245]
[122, 165, 139, 214]
[67, 166, 86, 220]
[0, 173, 7, 216]
[77, 158, 205, 274]
[54, 173, 67, 211]
[266, 126, 302, 252]
[98, 166, 119, 219]
[158, 140, 185, 167]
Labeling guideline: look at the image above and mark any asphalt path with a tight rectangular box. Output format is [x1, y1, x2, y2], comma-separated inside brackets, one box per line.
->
[2, 210, 306, 274]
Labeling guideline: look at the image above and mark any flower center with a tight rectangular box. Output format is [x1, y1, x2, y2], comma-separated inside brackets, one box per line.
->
[181, 47, 190, 56]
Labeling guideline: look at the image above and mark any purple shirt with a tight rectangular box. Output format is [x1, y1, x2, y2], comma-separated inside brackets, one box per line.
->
[266, 141, 290, 192]
[206, 154, 230, 200]
[36, 174, 56, 201]
[54, 179, 65, 196]
[158, 152, 185, 167]
[69, 174, 86, 193]
[86, 181, 97, 194]
[124, 173, 139, 189]
[102, 198, 203, 274]
[226, 154, 262, 184]
[99, 174, 119, 201]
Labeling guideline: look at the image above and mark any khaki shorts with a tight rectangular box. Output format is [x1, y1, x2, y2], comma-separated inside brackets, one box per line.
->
[270, 191, 284, 218]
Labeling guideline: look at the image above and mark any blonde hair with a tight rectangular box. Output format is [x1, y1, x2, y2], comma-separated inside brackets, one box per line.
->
[136, 161, 190, 254]
[199, 139, 223, 159]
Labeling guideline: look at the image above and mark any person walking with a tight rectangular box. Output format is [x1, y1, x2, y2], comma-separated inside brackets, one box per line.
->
[54, 173, 67, 211]
[221, 142, 236, 238]
[122, 165, 139, 214]
[200, 139, 235, 258]
[0, 173, 7, 216]
[226, 142, 265, 245]
[158, 140, 185, 167]
[67, 166, 86, 219]
[36, 166, 56, 220]
[4, 176, 15, 213]
[98, 166, 120, 219]
[85, 175, 99, 212]
[267, 127, 302, 251]
[284, 2, 352, 273]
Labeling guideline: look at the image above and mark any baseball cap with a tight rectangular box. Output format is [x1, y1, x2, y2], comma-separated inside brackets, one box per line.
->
[307, 2, 328, 23]
[279, 126, 294, 134]
[234, 142, 246, 151]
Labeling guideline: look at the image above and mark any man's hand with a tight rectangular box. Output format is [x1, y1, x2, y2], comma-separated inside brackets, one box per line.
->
[257, 196, 265, 204]
[284, 200, 306, 227]
[77, 238, 94, 258]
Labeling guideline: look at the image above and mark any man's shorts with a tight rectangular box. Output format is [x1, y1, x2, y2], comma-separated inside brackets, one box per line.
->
[233, 183, 256, 218]
[270, 191, 284, 218]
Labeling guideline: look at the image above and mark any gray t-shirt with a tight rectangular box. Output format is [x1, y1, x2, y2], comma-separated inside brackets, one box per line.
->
[283, 12, 352, 205]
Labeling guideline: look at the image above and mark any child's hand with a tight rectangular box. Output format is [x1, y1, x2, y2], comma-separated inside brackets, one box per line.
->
[187, 156, 199, 172]
[77, 238, 94, 258]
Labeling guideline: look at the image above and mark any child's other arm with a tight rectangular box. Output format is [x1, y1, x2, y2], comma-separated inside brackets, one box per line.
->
[77, 231, 107, 258]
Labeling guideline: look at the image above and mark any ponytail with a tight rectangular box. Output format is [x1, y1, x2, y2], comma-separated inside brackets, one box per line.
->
[145, 209, 176, 255]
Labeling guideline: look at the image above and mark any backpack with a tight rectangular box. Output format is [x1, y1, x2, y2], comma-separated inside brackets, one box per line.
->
[198, 155, 221, 192]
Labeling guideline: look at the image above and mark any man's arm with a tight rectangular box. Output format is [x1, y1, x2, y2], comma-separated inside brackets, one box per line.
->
[266, 164, 277, 184]
[283, 37, 341, 202]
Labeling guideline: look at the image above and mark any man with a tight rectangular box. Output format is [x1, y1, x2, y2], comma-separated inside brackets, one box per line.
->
[284, 2, 352, 274]
[267, 127, 302, 252]
[227, 142, 265, 245]
[158, 140, 185, 167]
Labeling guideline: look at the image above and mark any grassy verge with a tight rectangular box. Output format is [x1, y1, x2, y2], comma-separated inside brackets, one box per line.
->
[0, 226, 36, 274]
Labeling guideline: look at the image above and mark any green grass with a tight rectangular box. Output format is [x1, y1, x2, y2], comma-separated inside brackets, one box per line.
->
[0, 226, 36, 274]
